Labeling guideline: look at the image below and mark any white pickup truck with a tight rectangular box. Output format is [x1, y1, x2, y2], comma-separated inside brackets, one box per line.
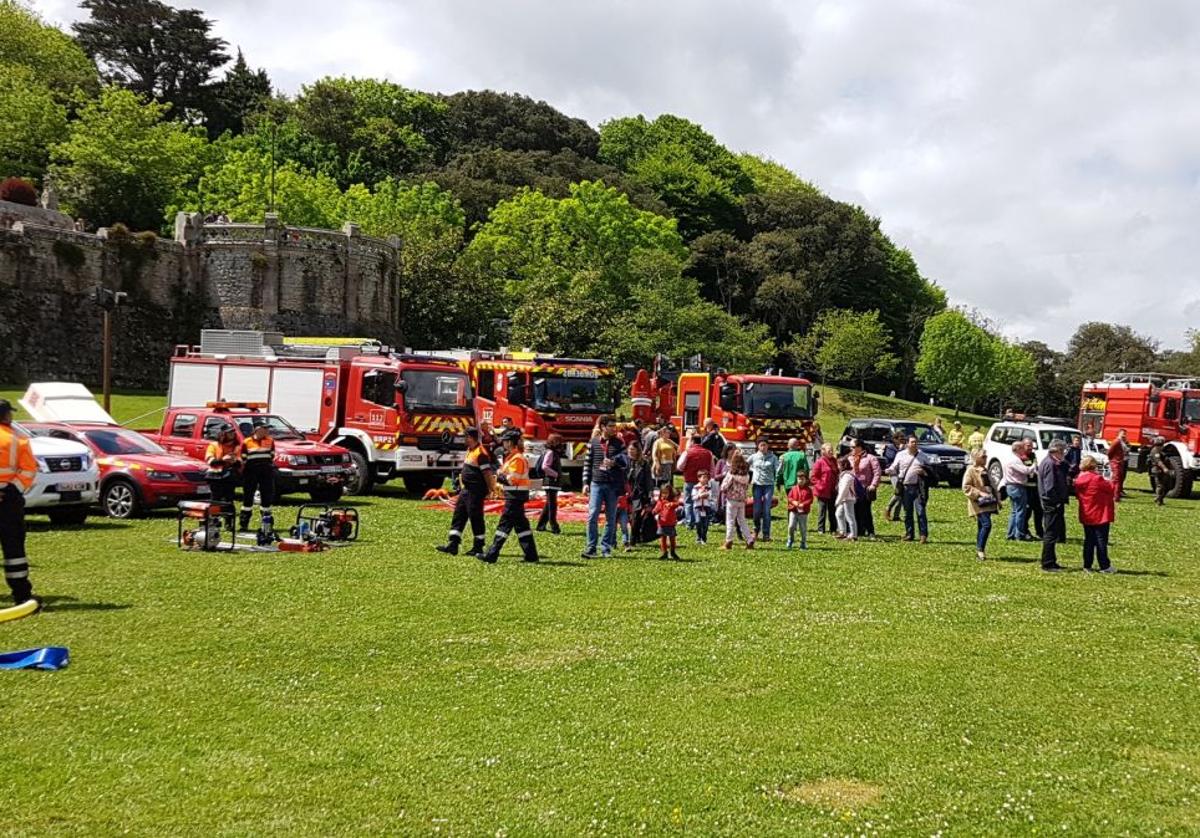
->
[12, 421, 99, 525]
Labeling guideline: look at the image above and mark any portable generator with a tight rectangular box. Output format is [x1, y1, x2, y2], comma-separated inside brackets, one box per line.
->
[290, 505, 360, 542]
[177, 500, 236, 552]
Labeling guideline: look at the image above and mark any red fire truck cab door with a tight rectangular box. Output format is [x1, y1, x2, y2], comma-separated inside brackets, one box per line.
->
[676, 373, 711, 432]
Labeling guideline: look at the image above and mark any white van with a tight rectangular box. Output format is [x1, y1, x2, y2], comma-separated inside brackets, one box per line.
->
[12, 421, 99, 525]
[983, 421, 1110, 488]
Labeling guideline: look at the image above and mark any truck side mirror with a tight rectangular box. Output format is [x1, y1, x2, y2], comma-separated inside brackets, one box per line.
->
[395, 380, 408, 394]
[719, 383, 738, 412]
[812, 390, 820, 416]
[506, 372, 526, 406]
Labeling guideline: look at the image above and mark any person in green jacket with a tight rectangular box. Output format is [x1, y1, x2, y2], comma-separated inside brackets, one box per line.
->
[776, 437, 810, 496]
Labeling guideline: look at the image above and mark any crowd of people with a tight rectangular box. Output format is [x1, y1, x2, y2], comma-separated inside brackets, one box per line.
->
[435, 413, 1144, 575]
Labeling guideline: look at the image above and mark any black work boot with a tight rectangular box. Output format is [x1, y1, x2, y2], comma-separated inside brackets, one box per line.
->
[238, 510, 252, 532]
[435, 535, 460, 556]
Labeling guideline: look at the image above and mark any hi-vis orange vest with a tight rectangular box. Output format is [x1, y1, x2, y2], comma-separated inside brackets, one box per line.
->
[240, 436, 276, 466]
[205, 440, 240, 479]
[0, 425, 37, 493]
[499, 451, 531, 492]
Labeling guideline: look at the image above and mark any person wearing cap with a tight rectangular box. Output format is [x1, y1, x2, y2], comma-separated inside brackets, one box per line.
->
[238, 424, 277, 538]
[947, 421, 965, 448]
[480, 428, 538, 563]
[1147, 437, 1172, 506]
[0, 399, 40, 608]
[1036, 439, 1070, 572]
[438, 427, 496, 557]
[205, 426, 240, 500]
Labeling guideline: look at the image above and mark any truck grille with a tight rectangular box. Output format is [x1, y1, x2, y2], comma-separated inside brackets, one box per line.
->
[46, 457, 83, 472]
[417, 435, 465, 452]
[312, 454, 345, 466]
[182, 471, 207, 483]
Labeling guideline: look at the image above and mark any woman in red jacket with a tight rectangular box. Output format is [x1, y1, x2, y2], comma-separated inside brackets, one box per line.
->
[809, 443, 839, 535]
[1074, 456, 1116, 573]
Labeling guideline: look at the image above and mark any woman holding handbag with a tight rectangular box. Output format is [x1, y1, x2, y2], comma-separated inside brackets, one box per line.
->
[962, 448, 1001, 560]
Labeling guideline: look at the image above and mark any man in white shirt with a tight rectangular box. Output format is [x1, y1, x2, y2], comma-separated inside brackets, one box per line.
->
[1001, 440, 1035, 541]
[884, 436, 930, 542]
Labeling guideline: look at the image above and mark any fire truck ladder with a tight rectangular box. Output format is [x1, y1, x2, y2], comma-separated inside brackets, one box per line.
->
[1100, 372, 1192, 387]
[1164, 378, 1200, 390]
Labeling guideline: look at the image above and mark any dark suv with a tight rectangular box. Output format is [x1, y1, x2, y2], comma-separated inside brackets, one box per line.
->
[838, 419, 970, 487]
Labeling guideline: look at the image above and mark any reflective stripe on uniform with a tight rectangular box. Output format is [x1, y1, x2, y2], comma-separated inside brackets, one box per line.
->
[4, 556, 29, 580]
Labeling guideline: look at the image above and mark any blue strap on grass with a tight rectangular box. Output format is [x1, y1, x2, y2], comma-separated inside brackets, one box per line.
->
[0, 647, 69, 670]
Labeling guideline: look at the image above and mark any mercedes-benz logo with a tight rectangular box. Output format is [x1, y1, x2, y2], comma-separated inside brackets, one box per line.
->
[441, 430, 452, 445]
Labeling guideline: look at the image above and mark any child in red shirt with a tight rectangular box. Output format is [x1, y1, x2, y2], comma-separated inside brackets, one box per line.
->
[654, 483, 683, 560]
[787, 470, 814, 549]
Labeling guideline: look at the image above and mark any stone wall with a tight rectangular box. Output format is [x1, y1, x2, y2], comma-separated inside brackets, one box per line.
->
[0, 205, 403, 390]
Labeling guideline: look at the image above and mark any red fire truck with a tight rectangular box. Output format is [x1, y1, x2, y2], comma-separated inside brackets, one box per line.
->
[1079, 372, 1200, 498]
[630, 361, 818, 454]
[168, 331, 474, 495]
[440, 350, 618, 487]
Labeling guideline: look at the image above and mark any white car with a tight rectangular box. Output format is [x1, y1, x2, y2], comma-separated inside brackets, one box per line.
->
[12, 421, 99, 525]
[983, 421, 1110, 488]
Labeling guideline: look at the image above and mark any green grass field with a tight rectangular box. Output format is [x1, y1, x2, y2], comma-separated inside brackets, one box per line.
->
[3, 390, 1198, 835]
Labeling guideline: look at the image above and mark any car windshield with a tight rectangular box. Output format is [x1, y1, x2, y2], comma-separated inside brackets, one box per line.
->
[742, 383, 813, 418]
[82, 428, 166, 455]
[400, 370, 473, 414]
[1039, 429, 1082, 449]
[891, 423, 942, 444]
[234, 415, 305, 440]
[533, 374, 614, 412]
[1184, 398, 1200, 424]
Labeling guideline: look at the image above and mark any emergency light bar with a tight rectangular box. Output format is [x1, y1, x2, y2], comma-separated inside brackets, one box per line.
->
[206, 401, 268, 411]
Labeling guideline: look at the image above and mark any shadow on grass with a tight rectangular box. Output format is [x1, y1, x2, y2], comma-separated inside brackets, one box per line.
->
[989, 555, 1041, 564]
[529, 560, 589, 568]
[27, 518, 132, 532]
[40, 596, 133, 612]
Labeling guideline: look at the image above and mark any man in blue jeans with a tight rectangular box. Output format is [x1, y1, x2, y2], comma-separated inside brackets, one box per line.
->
[885, 436, 929, 543]
[581, 416, 628, 559]
[1002, 440, 1035, 541]
[747, 440, 779, 541]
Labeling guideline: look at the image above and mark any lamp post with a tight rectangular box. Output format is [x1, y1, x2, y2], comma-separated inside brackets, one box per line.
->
[92, 286, 127, 413]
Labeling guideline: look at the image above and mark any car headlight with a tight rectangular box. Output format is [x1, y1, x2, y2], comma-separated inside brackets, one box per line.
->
[285, 455, 309, 466]
[341, 453, 351, 464]
[35, 456, 50, 474]
[147, 470, 178, 481]
[926, 454, 942, 464]
[79, 453, 93, 470]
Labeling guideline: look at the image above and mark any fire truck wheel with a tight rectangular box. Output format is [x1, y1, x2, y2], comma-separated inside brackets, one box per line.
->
[309, 485, 344, 503]
[343, 450, 374, 495]
[404, 473, 445, 496]
[101, 478, 143, 519]
[1165, 453, 1190, 499]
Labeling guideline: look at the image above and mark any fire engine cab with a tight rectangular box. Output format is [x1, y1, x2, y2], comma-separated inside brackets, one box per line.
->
[630, 361, 818, 453]
[1079, 372, 1200, 498]
[168, 330, 474, 495]
[437, 350, 617, 486]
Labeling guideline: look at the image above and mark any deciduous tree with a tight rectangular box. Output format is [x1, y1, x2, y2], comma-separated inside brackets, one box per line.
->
[52, 86, 207, 230]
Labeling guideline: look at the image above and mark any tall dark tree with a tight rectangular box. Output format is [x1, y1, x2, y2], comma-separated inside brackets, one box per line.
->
[440, 91, 599, 160]
[424, 148, 667, 231]
[1060, 322, 1160, 399]
[205, 48, 271, 137]
[73, 0, 228, 122]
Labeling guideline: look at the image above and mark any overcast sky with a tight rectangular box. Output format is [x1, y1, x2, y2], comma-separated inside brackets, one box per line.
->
[33, 0, 1200, 350]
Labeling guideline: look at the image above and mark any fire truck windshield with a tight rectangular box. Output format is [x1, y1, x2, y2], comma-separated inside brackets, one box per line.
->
[234, 415, 305, 440]
[1183, 397, 1200, 424]
[400, 370, 473, 413]
[742, 382, 813, 418]
[533, 375, 614, 412]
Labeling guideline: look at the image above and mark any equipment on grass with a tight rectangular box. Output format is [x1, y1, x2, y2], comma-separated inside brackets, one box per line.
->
[0, 646, 69, 670]
[277, 537, 326, 553]
[289, 505, 360, 542]
[177, 500, 236, 552]
[0, 599, 39, 623]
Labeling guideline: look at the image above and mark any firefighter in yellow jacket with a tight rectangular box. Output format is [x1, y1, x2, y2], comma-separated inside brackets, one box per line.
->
[437, 427, 496, 558]
[0, 399, 40, 607]
[480, 428, 539, 564]
[239, 424, 277, 538]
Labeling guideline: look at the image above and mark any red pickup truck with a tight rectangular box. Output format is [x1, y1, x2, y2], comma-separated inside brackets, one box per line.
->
[142, 403, 353, 502]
